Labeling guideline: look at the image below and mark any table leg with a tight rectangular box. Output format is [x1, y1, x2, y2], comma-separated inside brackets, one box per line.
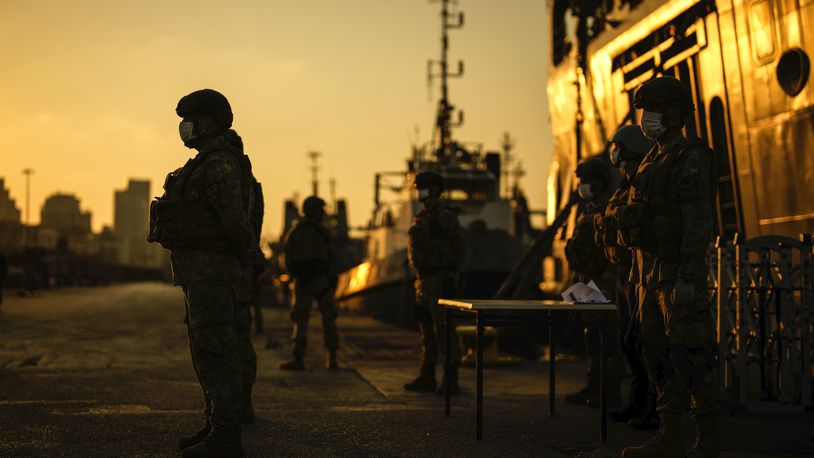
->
[476, 313, 484, 441]
[600, 326, 607, 442]
[444, 308, 451, 417]
[549, 310, 556, 417]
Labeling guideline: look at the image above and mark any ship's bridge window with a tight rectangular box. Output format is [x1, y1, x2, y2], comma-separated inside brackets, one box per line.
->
[444, 189, 491, 201]
[749, 0, 777, 63]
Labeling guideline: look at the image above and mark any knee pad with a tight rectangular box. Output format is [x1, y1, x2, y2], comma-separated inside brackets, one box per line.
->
[642, 344, 674, 388]
[670, 344, 716, 394]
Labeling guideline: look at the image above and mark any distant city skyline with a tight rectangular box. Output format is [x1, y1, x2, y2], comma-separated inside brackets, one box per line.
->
[0, 1, 551, 238]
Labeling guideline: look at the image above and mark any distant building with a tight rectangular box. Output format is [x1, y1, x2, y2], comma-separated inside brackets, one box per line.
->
[0, 178, 21, 223]
[111, 179, 166, 270]
[40, 193, 91, 235]
[114, 179, 150, 238]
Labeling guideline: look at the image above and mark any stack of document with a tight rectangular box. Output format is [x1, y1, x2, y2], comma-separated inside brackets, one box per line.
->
[561, 280, 610, 303]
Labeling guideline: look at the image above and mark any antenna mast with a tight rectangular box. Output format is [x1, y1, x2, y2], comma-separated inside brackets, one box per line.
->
[427, 0, 465, 161]
[307, 151, 321, 196]
[500, 132, 515, 197]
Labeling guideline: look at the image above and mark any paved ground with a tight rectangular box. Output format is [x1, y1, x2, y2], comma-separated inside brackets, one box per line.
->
[0, 283, 812, 457]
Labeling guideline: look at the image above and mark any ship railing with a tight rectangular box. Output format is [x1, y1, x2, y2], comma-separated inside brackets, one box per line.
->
[708, 233, 814, 411]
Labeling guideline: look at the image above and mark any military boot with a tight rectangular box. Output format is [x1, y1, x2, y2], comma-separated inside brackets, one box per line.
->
[621, 413, 683, 458]
[181, 431, 243, 458]
[566, 349, 599, 405]
[404, 364, 436, 392]
[565, 367, 598, 405]
[241, 385, 254, 423]
[279, 355, 305, 371]
[437, 365, 461, 396]
[178, 424, 211, 450]
[586, 378, 623, 409]
[628, 406, 660, 430]
[609, 384, 648, 422]
[326, 349, 339, 370]
[686, 417, 719, 458]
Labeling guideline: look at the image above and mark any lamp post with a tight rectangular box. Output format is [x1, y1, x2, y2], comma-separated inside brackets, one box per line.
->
[22, 168, 34, 246]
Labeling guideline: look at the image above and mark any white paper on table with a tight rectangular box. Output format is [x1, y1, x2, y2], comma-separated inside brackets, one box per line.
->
[561, 280, 610, 303]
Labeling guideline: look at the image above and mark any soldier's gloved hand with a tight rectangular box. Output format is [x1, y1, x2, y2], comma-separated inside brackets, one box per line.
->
[671, 278, 694, 306]
[251, 248, 266, 273]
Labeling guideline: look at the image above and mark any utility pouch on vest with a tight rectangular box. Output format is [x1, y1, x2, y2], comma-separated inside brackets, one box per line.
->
[652, 216, 681, 259]
[147, 198, 184, 249]
[618, 202, 646, 248]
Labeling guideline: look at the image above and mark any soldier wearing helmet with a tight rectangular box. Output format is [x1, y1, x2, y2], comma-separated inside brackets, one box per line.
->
[280, 195, 340, 371]
[405, 170, 466, 394]
[148, 89, 264, 458]
[620, 76, 718, 458]
[595, 125, 660, 430]
[564, 156, 626, 408]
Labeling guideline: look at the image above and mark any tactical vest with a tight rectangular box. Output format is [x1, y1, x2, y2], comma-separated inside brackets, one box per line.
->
[147, 139, 256, 252]
[618, 137, 716, 260]
[408, 202, 464, 276]
[565, 198, 608, 278]
[594, 184, 632, 266]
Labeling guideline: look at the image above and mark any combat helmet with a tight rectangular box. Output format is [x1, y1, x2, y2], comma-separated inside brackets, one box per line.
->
[610, 125, 654, 166]
[633, 76, 695, 114]
[302, 196, 326, 215]
[575, 157, 612, 185]
[414, 171, 445, 190]
[176, 89, 234, 129]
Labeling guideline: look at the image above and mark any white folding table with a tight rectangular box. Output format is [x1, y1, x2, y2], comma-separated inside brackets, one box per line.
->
[439, 299, 617, 441]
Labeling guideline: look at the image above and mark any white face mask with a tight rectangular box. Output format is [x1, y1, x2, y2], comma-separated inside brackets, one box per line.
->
[179, 121, 196, 144]
[640, 111, 666, 139]
[577, 183, 593, 200]
[418, 189, 430, 201]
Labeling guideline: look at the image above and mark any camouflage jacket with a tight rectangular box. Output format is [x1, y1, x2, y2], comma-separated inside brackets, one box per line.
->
[594, 182, 632, 269]
[565, 196, 613, 291]
[625, 135, 715, 288]
[408, 201, 466, 278]
[283, 219, 335, 284]
[158, 135, 258, 285]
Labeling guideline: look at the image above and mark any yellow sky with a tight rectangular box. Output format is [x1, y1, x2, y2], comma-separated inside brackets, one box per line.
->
[0, 0, 551, 238]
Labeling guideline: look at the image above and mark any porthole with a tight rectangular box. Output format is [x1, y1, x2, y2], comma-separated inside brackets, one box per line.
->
[776, 48, 810, 97]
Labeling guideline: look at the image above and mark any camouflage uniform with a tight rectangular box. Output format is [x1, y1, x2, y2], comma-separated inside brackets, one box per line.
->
[407, 201, 465, 377]
[284, 219, 339, 359]
[565, 195, 625, 405]
[151, 134, 257, 437]
[595, 181, 655, 419]
[622, 135, 718, 453]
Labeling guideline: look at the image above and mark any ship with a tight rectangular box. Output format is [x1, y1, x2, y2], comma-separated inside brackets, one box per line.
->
[334, 0, 536, 326]
[542, 0, 814, 409]
[542, 0, 814, 294]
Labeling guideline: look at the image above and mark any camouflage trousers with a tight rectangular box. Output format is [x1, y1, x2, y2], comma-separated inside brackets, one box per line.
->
[290, 275, 339, 358]
[638, 278, 718, 421]
[414, 271, 461, 371]
[184, 281, 242, 436]
[236, 300, 257, 386]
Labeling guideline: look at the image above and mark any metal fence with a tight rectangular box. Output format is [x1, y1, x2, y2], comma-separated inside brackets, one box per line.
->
[709, 234, 814, 410]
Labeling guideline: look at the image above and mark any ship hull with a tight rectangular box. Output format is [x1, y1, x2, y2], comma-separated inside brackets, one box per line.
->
[335, 228, 526, 327]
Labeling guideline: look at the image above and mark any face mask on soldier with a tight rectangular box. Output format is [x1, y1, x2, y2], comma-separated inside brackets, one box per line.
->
[418, 189, 430, 201]
[577, 183, 593, 200]
[179, 121, 197, 144]
[640, 110, 667, 139]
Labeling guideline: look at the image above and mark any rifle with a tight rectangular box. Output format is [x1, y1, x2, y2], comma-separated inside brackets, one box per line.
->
[493, 191, 579, 299]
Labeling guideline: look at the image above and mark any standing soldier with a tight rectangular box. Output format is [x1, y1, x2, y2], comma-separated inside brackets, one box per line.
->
[620, 76, 718, 458]
[404, 171, 466, 395]
[148, 89, 262, 458]
[228, 131, 264, 424]
[564, 157, 625, 408]
[280, 196, 340, 371]
[594, 126, 659, 430]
